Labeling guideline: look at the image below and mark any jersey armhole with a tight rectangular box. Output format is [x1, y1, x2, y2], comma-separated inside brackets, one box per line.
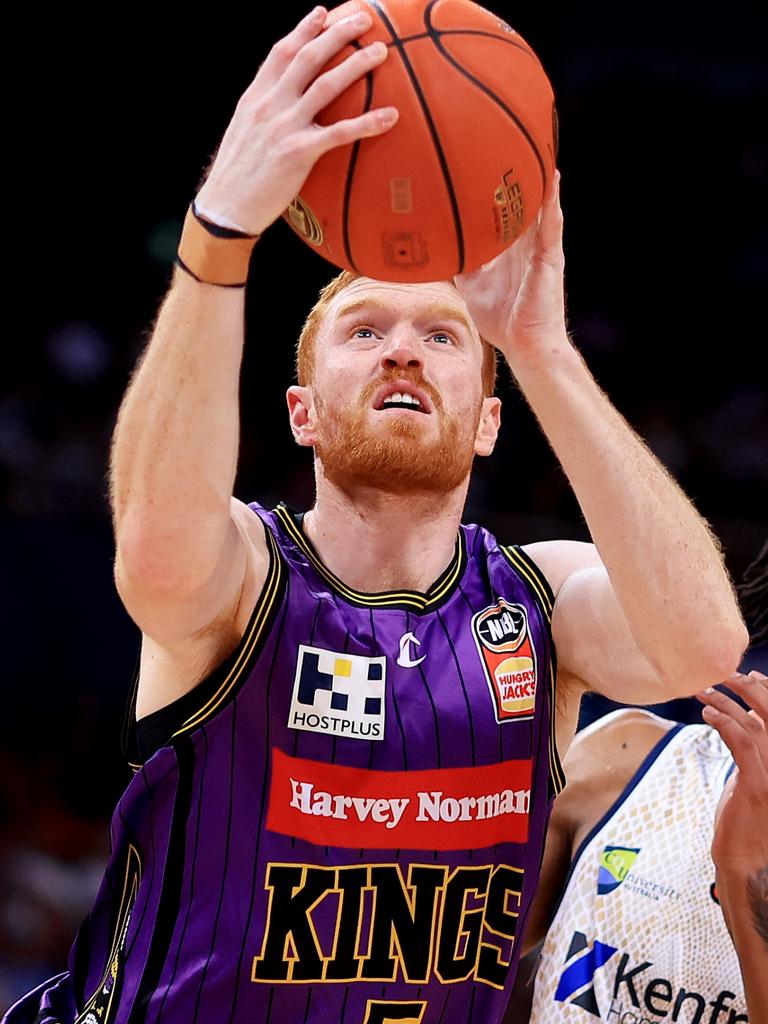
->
[122, 527, 286, 769]
[501, 544, 564, 796]
[547, 722, 686, 927]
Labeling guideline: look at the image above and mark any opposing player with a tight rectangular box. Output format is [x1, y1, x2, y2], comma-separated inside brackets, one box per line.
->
[502, 670, 767, 1023]
[503, 549, 768, 1024]
[3, 8, 747, 1024]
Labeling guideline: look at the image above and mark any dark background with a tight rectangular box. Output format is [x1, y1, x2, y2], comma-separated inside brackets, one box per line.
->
[1, 0, 766, 1008]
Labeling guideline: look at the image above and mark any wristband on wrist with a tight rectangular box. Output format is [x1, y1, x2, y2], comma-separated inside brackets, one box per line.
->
[175, 199, 260, 287]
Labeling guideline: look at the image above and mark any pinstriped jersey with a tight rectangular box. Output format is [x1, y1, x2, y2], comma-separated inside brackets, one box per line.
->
[45, 503, 562, 1024]
[529, 721, 746, 1023]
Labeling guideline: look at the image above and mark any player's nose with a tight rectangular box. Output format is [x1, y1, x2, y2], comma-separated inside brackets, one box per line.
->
[379, 330, 423, 373]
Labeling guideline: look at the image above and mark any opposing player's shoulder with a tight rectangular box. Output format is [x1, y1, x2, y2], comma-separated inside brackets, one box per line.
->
[555, 710, 675, 828]
[566, 708, 674, 779]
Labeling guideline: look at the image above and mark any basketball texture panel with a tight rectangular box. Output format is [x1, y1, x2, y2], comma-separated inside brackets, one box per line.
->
[403, 35, 548, 273]
[433, 33, 556, 178]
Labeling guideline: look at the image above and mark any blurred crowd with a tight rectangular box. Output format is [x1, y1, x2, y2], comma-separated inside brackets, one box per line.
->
[2, 0, 765, 1010]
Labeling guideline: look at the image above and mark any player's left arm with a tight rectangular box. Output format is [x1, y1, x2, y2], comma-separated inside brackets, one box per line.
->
[455, 175, 747, 703]
[697, 671, 768, 1021]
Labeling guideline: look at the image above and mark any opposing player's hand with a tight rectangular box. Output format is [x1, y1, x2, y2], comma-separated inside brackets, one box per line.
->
[454, 172, 567, 362]
[195, 7, 398, 235]
[697, 671, 768, 875]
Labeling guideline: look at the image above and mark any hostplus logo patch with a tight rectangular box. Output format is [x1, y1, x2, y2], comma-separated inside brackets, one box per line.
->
[597, 845, 640, 895]
[288, 645, 386, 741]
[554, 930, 746, 1021]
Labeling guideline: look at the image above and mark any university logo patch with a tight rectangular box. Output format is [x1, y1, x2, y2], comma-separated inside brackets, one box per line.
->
[288, 645, 386, 741]
[472, 599, 538, 722]
[553, 931, 618, 1018]
[597, 845, 640, 895]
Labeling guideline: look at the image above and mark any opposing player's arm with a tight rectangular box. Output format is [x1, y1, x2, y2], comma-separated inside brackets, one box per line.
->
[697, 672, 768, 1021]
[521, 709, 672, 953]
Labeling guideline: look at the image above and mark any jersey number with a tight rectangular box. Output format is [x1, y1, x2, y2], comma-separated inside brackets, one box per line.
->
[361, 1000, 427, 1023]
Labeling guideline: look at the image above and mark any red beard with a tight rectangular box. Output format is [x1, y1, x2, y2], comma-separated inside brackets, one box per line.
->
[313, 370, 481, 496]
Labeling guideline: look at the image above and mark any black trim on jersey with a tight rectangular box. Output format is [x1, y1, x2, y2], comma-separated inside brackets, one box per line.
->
[125, 736, 195, 1024]
[546, 722, 685, 929]
[274, 503, 467, 612]
[500, 545, 564, 795]
[123, 528, 286, 767]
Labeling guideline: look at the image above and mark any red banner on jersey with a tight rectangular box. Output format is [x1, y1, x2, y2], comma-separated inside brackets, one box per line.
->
[267, 748, 531, 850]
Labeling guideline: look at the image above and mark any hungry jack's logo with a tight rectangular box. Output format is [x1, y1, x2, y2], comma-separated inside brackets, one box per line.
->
[472, 599, 538, 722]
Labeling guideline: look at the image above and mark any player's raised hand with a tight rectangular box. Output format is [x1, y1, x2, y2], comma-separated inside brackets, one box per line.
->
[454, 172, 567, 361]
[697, 671, 768, 875]
[195, 6, 398, 235]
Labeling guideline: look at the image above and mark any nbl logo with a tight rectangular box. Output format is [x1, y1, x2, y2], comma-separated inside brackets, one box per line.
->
[288, 645, 386, 741]
[472, 599, 538, 722]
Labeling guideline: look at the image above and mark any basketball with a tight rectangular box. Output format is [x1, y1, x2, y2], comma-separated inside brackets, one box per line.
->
[283, 0, 557, 282]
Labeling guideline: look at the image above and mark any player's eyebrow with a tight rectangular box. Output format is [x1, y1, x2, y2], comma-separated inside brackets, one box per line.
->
[334, 298, 391, 321]
[334, 298, 474, 335]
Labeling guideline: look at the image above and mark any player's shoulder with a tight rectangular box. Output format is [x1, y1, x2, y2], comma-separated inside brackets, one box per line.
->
[567, 708, 675, 777]
[555, 709, 675, 824]
[519, 539, 603, 598]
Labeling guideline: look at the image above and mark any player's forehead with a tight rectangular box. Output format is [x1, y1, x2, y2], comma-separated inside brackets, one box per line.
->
[324, 277, 477, 333]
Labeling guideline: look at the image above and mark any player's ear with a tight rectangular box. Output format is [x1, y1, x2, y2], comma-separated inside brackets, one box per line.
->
[287, 386, 318, 447]
[474, 396, 501, 457]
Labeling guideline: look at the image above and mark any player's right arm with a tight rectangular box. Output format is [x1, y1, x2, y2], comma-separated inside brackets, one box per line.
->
[697, 672, 768, 1021]
[110, 7, 397, 715]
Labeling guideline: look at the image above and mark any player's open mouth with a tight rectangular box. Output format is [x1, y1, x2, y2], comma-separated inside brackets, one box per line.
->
[373, 382, 432, 414]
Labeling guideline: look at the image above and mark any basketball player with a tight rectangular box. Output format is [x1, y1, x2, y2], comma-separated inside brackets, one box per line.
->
[502, 548, 768, 1024]
[3, 8, 747, 1024]
[502, 670, 767, 1023]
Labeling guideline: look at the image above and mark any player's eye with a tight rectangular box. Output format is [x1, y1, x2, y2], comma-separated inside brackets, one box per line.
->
[352, 327, 376, 339]
[429, 332, 453, 345]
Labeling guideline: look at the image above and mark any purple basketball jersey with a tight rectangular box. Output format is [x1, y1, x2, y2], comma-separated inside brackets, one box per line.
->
[7, 503, 563, 1024]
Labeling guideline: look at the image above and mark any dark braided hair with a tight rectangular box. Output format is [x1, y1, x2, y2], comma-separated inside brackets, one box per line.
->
[738, 540, 768, 647]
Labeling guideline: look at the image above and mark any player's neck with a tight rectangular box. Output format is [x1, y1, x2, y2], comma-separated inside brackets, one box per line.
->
[304, 476, 467, 594]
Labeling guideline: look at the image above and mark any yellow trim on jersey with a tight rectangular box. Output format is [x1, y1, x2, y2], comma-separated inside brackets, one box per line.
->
[501, 546, 553, 620]
[75, 843, 141, 1024]
[127, 529, 284, 769]
[501, 546, 565, 795]
[274, 503, 465, 610]
[171, 528, 284, 736]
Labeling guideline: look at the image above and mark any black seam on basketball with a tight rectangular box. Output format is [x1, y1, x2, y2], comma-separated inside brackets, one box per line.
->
[423, 0, 548, 192]
[386, 28, 535, 56]
[366, 0, 465, 272]
[341, 38, 371, 274]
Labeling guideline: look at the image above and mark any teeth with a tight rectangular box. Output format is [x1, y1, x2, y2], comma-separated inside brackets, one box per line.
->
[383, 392, 421, 407]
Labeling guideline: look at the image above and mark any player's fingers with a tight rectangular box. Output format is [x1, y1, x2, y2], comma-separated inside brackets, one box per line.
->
[313, 106, 400, 157]
[534, 169, 564, 265]
[299, 39, 389, 119]
[282, 11, 374, 98]
[730, 672, 768, 718]
[701, 702, 766, 780]
[253, 7, 328, 91]
[699, 686, 768, 771]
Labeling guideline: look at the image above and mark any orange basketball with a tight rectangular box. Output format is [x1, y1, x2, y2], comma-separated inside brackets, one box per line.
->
[283, 0, 557, 282]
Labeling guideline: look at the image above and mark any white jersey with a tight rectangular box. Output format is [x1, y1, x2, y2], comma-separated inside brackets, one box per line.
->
[530, 717, 748, 1024]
